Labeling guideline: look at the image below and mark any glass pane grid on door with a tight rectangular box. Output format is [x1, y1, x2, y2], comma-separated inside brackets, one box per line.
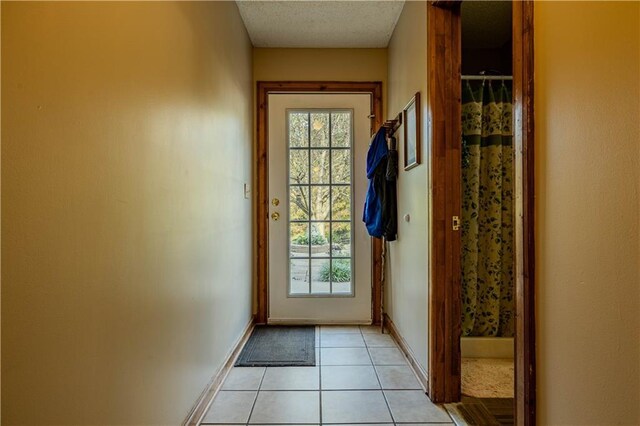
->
[287, 110, 353, 297]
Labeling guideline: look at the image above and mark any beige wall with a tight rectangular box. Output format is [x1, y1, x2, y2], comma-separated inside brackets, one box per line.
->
[385, 1, 429, 372]
[253, 48, 388, 113]
[1, 2, 253, 424]
[535, 2, 640, 424]
[253, 47, 387, 82]
[1, 0, 3, 418]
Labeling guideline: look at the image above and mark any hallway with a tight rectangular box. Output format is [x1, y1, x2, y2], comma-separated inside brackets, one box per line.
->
[202, 326, 452, 424]
[3, 2, 639, 425]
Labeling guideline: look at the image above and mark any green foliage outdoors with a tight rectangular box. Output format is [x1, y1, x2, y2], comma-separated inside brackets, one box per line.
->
[292, 225, 328, 245]
[332, 225, 350, 245]
[319, 259, 351, 282]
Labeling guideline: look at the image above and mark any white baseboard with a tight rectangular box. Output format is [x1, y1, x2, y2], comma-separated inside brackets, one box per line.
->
[182, 316, 255, 426]
[267, 318, 371, 325]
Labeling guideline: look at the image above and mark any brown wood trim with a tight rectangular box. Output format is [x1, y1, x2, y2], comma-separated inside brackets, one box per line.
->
[183, 317, 255, 426]
[256, 83, 269, 325]
[383, 313, 429, 391]
[372, 238, 383, 325]
[427, 1, 462, 403]
[426, 0, 536, 422]
[403, 92, 422, 171]
[513, 1, 536, 425]
[255, 81, 384, 325]
[431, 0, 463, 10]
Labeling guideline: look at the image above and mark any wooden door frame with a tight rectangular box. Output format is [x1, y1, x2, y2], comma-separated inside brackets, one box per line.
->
[427, 1, 536, 425]
[255, 81, 384, 325]
[427, 0, 463, 405]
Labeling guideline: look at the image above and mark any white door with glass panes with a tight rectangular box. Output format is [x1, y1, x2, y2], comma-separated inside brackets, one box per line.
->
[268, 94, 372, 323]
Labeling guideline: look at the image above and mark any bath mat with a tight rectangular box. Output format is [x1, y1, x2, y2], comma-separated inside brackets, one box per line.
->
[235, 325, 316, 367]
[461, 358, 514, 398]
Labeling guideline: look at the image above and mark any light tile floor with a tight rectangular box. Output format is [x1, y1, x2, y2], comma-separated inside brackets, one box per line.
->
[201, 325, 453, 425]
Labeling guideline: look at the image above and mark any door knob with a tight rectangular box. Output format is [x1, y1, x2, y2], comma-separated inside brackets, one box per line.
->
[272, 198, 280, 206]
[271, 212, 280, 221]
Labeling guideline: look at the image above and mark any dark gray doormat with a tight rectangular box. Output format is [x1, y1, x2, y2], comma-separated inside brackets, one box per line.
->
[235, 325, 316, 367]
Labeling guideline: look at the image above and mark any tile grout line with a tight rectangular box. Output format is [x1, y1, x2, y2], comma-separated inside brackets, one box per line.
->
[360, 328, 451, 425]
[318, 325, 323, 426]
[361, 325, 396, 425]
[371, 362, 423, 392]
[368, 330, 455, 425]
[208, 326, 451, 426]
[230, 389, 374, 392]
[244, 366, 268, 426]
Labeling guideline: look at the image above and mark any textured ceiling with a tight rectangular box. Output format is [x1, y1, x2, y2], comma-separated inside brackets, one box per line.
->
[462, 1, 512, 49]
[236, 1, 405, 48]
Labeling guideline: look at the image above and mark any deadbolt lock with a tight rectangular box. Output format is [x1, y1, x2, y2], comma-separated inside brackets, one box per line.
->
[271, 212, 280, 221]
[272, 198, 280, 206]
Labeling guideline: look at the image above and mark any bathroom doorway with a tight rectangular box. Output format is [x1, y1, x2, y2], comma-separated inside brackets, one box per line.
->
[426, 1, 535, 425]
[455, 1, 515, 423]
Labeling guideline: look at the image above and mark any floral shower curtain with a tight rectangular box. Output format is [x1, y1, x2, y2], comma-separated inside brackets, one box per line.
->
[461, 80, 514, 337]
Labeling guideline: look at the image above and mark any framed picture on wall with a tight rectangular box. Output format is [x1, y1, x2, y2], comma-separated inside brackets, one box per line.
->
[403, 92, 421, 171]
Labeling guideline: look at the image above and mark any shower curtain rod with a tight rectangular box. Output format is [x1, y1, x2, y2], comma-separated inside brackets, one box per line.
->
[462, 75, 513, 80]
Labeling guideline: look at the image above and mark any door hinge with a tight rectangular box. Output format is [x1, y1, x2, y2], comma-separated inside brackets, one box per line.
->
[452, 216, 460, 231]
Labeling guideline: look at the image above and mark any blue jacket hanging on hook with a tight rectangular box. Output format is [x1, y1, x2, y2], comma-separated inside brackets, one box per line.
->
[363, 127, 389, 238]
